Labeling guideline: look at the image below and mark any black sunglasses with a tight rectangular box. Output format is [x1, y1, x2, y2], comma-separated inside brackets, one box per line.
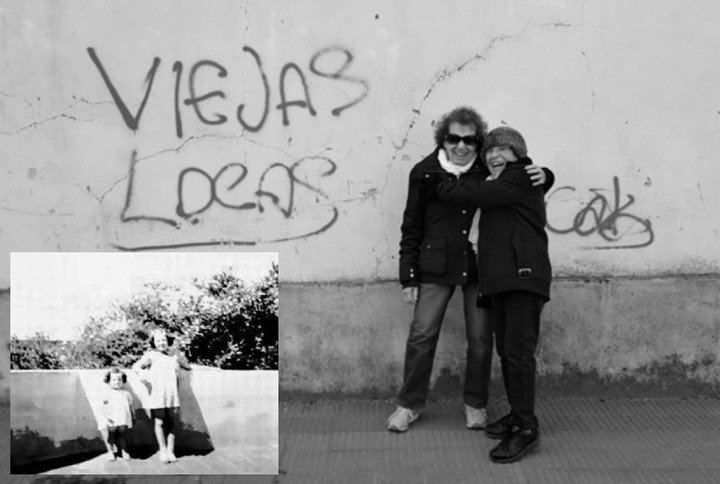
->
[444, 134, 478, 145]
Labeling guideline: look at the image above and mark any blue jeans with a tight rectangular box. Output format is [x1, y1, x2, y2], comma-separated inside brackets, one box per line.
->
[398, 282, 493, 410]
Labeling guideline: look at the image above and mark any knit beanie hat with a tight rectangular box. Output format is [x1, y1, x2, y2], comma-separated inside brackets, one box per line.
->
[481, 126, 528, 160]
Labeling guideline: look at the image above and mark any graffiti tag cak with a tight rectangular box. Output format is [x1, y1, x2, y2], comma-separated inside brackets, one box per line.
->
[545, 176, 654, 250]
[112, 150, 339, 251]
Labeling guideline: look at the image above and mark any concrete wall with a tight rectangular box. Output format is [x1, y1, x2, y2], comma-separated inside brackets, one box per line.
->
[2, 1, 719, 396]
[280, 278, 720, 394]
[10, 368, 278, 469]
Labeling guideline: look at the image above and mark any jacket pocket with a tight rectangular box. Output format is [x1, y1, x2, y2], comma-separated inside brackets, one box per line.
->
[511, 231, 549, 280]
[418, 238, 447, 276]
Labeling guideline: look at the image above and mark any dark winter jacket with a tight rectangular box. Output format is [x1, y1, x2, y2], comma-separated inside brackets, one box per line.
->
[399, 150, 554, 289]
[399, 149, 485, 287]
[434, 157, 552, 300]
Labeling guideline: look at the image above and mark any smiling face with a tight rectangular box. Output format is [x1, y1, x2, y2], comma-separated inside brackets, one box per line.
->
[442, 122, 478, 167]
[153, 331, 169, 352]
[109, 372, 124, 390]
[485, 145, 518, 178]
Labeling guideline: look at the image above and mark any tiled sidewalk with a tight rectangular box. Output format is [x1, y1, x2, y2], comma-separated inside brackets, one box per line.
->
[4, 396, 720, 482]
[279, 396, 720, 483]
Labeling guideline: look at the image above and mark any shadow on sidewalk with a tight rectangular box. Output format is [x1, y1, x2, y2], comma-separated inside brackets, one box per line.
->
[12, 371, 214, 474]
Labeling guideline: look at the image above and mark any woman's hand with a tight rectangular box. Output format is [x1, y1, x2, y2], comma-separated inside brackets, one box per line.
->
[525, 164, 546, 186]
[402, 286, 418, 304]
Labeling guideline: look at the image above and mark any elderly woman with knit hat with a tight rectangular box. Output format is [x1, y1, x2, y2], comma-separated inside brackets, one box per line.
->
[427, 125, 552, 464]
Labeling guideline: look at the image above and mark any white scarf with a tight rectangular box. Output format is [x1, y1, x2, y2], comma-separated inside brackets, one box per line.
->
[438, 148, 476, 178]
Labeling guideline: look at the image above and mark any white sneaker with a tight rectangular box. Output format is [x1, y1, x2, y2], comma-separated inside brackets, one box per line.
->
[465, 404, 488, 430]
[387, 406, 420, 432]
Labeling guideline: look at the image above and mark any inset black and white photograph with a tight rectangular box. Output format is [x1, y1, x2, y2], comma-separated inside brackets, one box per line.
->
[10, 252, 278, 475]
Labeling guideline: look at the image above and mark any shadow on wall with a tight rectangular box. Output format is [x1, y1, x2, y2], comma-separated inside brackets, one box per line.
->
[10, 369, 213, 473]
[10, 428, 107, 474]
[128, 370, 214, 458]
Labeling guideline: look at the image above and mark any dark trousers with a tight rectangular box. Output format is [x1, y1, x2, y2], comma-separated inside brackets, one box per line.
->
[490, 290, 544, 423]
[398, 282, 493, 410]
[106, 425, 128, 445]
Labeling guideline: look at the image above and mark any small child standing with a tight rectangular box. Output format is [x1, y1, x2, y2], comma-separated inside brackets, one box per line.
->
[132, 328, 191, 464]
[99, 368, 134, 461]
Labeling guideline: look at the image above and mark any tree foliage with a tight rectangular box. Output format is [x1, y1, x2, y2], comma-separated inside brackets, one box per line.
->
[10, 333, 66, 370]
[11, 264, 279, 370]
[184, 263, 279, 369]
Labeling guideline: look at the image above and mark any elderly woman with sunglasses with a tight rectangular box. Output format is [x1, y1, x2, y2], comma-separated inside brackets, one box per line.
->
[388, 106, 554, 432]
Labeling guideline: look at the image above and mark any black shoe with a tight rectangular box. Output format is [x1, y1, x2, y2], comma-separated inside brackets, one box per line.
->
[484, 413, 513, 439]
[489, 423, 539, 464]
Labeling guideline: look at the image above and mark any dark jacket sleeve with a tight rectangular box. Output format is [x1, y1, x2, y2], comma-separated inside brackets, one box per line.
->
[436, 163, 532, 208]
[541, 167, 555, 193]
[399, 165, 424, 287]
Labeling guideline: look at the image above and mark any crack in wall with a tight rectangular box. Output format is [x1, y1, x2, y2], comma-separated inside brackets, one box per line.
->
[579, 0, 595, 133]
[135, 134, 229, 163]
[242, 0, 250, 38]
[68, 94, 115, 109]
[0, 91, 34, 109]
[92, 134, 229, 204]
[96, 154, 141, 203]
[389, 21, 578, 158]
[135, 133, 296, 164]
[95, 133, 313, 203]
[575, 0, 594, 181]
[0, 206, 74, 217]
[73, 181, 102, 203]
[0, 113, 92, 136]
[331, 188, 378, 205]
[383, 19, 581, 201]
[374, 19, 582, 278]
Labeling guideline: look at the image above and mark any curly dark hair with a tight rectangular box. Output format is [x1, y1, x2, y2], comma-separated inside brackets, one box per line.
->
[103, 367, 127, 384]
[433, 106, 488, 148]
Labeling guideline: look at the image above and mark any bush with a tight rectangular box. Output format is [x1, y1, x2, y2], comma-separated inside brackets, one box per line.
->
[11, 334, 67, 370]
[185, 263, 279, 369]
[12, 264, 279, 370]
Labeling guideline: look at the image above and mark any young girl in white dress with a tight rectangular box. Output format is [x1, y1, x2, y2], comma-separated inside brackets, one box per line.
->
[99, 368, 134, 461]
[132, 329, 191, 463]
